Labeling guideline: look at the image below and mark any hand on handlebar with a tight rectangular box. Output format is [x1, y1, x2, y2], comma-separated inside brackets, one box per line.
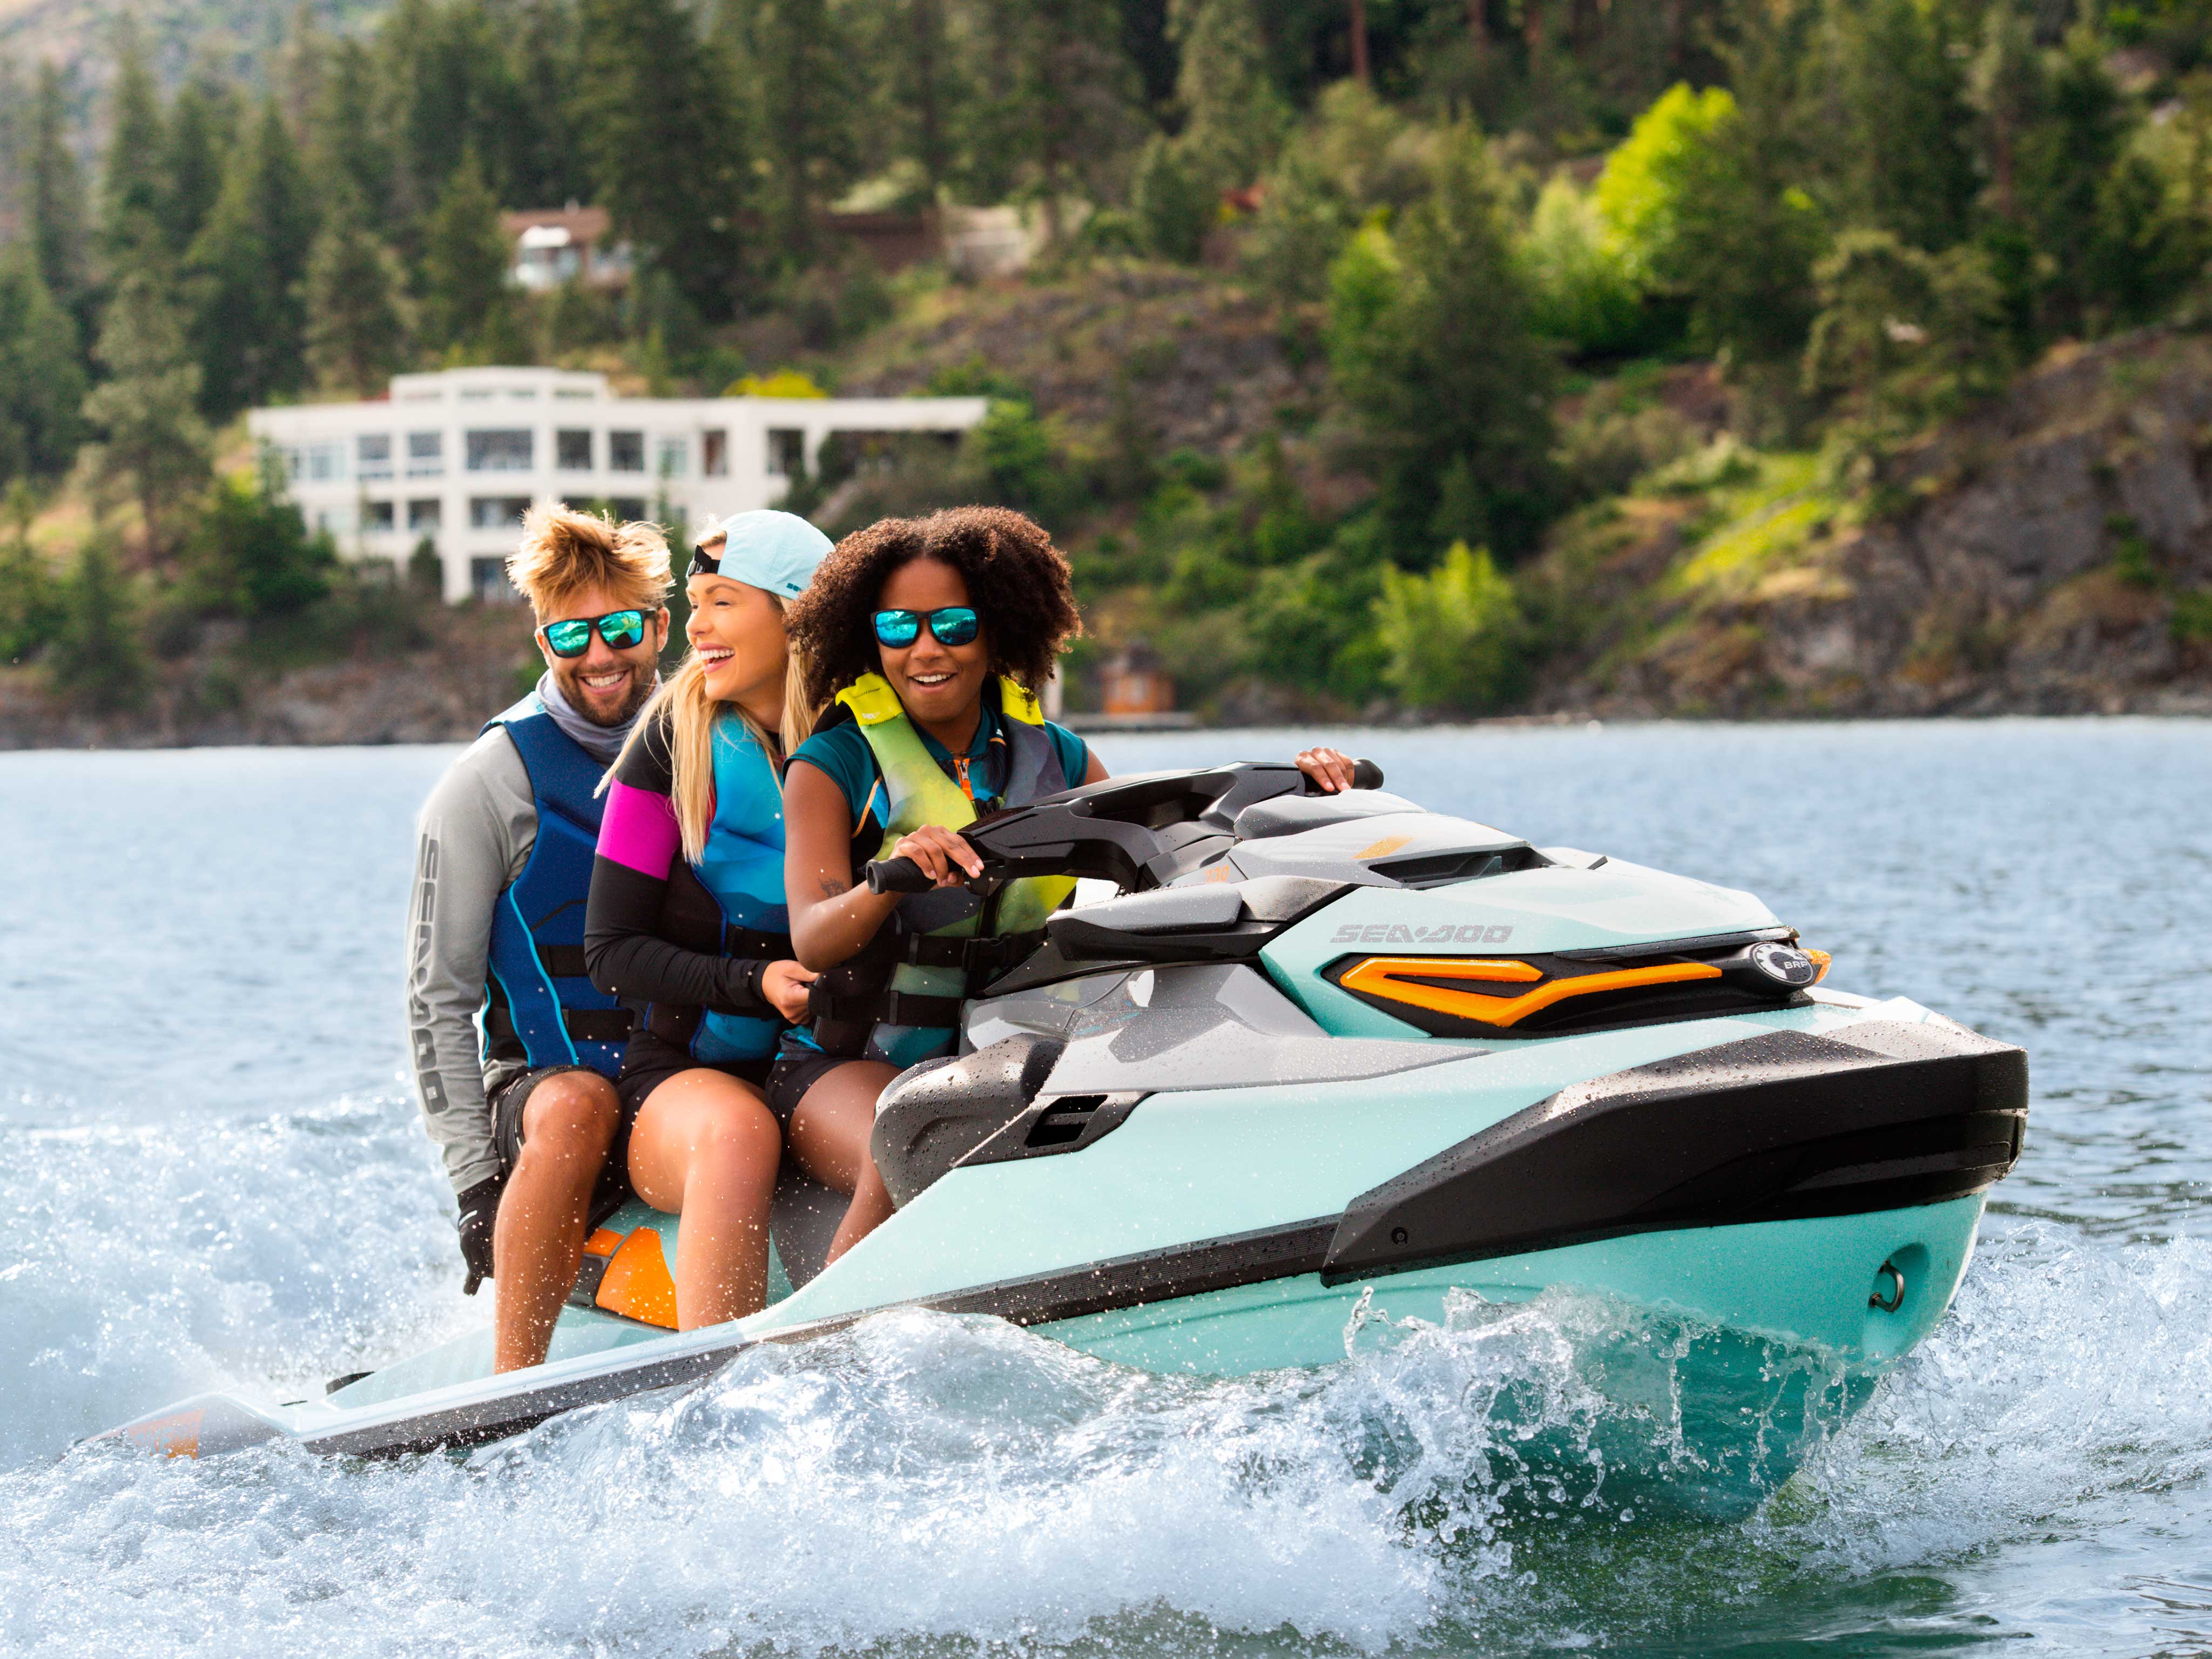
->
[888, 824, 983, 888]
[1296, 747, 1360, 794]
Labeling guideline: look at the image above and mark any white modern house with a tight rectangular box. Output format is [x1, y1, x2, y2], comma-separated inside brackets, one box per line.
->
[247, 367, 989, 603]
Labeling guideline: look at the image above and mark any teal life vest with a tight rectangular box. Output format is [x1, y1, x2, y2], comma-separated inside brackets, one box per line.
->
[481, 696, 633, 1078]
[685, 712, 790, 1064]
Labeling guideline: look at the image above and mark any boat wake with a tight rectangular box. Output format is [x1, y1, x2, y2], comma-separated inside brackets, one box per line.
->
[4, 1101, 2208, 1657]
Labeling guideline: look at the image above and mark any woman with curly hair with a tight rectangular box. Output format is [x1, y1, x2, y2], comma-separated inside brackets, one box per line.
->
[770, 505, 1354, 1184]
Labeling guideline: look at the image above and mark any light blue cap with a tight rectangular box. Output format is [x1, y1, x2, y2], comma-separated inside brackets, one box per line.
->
[691, 510, 832, 599]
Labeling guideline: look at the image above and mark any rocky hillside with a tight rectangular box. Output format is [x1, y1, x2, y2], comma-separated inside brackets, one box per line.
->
[1525, 330, 2212, 718]
[0, 601, 533, 748]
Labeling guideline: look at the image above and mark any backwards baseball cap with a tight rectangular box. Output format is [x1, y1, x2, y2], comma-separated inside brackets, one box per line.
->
[687, 510, 832, 599]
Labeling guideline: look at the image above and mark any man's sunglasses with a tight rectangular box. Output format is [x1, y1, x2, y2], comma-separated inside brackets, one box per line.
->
[873, 606, 980, 649]
[542, 609, 652, 657]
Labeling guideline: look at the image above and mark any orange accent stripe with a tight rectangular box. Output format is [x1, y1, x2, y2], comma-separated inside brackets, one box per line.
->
[584, 1229, 623, 1258]
[595, 1228, 679, 1329]
[1353, 834, 1413, 860]
[1342, 956, 1722, 1028]
[1805, 948, 1832, 984]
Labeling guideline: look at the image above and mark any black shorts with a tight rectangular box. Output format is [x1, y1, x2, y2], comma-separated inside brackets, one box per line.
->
[616, 1030, 777, 1122]
[491, 1062, 638, 1223]
[765, 1035, 856, 1125]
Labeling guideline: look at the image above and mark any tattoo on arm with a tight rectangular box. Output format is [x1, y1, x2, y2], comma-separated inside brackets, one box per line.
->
[818, 875, 850, 899]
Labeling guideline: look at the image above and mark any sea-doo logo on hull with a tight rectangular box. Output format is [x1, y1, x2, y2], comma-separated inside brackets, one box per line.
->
[1331, 922, 1513, 945]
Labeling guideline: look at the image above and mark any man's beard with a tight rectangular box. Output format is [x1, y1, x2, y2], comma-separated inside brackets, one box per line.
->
[554, 655, 657, 726]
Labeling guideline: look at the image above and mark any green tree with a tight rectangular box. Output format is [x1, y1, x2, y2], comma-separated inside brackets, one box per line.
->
[98, 15, 170, 272]
[1325, 131, 1558, 559]
[1825, 0, 1977, 253]
[966, 0, 1142, 245]
[733, 0, 863, 266]
[1373, 541, 1528, 713]
[80, 269, 213, 569]
[576, 0, 750, 315]
[1166, 0, 1287, 193]
[1655, 56, 1826, 375]
[419, 149, 513, 354]
[1131, 136, 1210, 261]
[306, 184, 410, 394]
[0, 252, 87, 486]
[1594, 82, 1735, 291]
[47, 540, 150, 713]
[185, 99, 319, 418]
[308, 38, 398, 231]
[25, 64, 92, 343]
[160, 71, 240, 259]
[187, 461, 336, 618]
[0, 482, 61, 666]
[1521, 174, 1646, 356]
[1803, 228, 2010, 443]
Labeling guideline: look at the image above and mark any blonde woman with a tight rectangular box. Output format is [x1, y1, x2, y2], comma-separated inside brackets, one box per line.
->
[583, 510, 885, 1329]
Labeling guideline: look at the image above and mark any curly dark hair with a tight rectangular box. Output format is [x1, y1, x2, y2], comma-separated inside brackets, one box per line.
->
[787, 506, 1083, 710]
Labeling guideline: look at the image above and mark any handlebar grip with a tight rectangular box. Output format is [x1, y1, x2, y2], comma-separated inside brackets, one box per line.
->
[865, 855, 935, 895]
[1350, 758, 1385, 791]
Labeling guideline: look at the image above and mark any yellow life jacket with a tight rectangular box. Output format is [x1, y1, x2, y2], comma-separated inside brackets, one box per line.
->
[810, 673, 1076, 1065]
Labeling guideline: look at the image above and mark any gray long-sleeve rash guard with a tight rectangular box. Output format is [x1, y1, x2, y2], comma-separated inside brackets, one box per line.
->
[405, 727, 537, 1197]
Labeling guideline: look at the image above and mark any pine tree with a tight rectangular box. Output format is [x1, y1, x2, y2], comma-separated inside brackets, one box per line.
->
[306, 183, 410, 394]
[970, 0, 1142, 244]
[576, 0, 749, 314]
[1326, 129, 1557, 559]
[308, 38, 397, 229]
[1826, 0, 1976, 254]
[1166, 0, 1286, 195]
[185, 99, 318, 419]
[79, 269, 212, 570]
[0, 251, 86, 486]
[47, 539, 150, 713]
[736, 0, 863, 266]
[160, 70, 240, 259]
[98, 15, 170, 273]
[418, 149, 512, 354]
[25, 64, 92, 344]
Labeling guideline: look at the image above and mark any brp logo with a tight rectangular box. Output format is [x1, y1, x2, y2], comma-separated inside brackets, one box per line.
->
[1749, 941, 1819, 988]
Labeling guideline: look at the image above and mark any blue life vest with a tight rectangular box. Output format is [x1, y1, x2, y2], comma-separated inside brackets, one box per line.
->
[481, 696, 632, 1078]
[686, 713, 790, 1064]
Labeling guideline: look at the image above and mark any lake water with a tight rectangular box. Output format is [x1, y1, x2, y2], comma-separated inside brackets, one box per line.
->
[1, 719, 2206, 1657]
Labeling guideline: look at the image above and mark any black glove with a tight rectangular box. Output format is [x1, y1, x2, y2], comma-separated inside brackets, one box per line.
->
[456, 1176, 503, 1296]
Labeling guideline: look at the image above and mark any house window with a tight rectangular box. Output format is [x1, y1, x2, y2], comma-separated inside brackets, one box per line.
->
[702, 430, 728, 476]
[557, 429, 594, 470]
[466, 429, 534, 472]
[305, 441, 345, 482]
[609, 497, 648, 522]
[766, 428, 805, 477]
[357, 434, 393, 481]
[408, 498, 442, 531]
[609, 430, 645, 473]
[362, 500, 396, 532]
[471, 557, 521, 603]
[407, 432, 444, 477]
[470, 496, 532, 529]
[655, 437, 687, 477]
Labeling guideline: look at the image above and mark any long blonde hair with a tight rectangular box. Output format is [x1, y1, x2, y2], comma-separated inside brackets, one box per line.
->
[607, 597, 820, 865]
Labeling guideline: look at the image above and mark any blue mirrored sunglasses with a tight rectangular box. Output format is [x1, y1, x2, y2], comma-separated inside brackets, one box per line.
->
[872, 606, 980, 649]
[542, 609, 649, 657]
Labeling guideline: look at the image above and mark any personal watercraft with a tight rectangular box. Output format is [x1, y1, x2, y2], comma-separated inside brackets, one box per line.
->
[106, 761, 2026, 1515]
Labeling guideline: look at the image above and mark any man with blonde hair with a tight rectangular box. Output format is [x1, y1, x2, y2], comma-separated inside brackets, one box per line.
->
[405, 507, 672, 1372]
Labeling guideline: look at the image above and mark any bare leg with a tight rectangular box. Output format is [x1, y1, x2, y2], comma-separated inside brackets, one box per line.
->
[493, 1071, 620, 1374]
[627, 1068, 784, 1328]
[786, 1060, 900, 1265]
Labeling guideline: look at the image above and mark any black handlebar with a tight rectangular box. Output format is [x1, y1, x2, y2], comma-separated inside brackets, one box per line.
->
[861, 757, 1382, 895]
[865, 855, 936, 894]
